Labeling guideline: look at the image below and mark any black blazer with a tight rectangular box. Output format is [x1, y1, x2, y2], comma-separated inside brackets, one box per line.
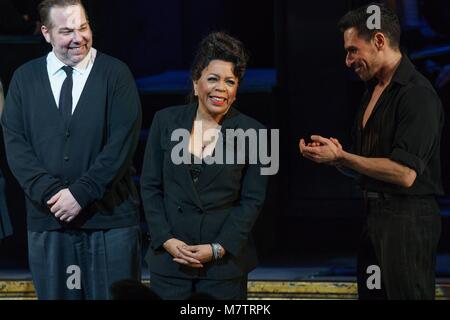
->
[141, 103, 268, 279]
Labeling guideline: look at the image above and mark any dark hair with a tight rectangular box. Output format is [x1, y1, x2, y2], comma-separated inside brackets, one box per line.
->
[191, 31, 249, 83]
[38, 0, 87, 28]
[338, 3, 401, 49]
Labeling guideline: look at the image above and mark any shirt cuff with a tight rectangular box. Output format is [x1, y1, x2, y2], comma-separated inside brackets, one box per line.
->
[43, 185, 65, 206]
[390, 148, 425, 175]
[68, 183, 92, 209]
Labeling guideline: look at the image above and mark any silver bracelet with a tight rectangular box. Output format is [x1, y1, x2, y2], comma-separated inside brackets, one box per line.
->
[211, 243, 221, 260]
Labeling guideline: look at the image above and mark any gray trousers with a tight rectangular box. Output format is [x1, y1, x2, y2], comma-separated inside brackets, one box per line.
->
[0, 171, 12, 239]
[28, 225, 141, 300]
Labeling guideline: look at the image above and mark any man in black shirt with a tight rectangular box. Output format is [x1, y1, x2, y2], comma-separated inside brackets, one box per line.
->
[300, 4, 444, 299]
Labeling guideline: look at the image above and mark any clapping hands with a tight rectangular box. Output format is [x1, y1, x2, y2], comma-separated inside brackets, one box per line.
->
[299, 135, 344, 165]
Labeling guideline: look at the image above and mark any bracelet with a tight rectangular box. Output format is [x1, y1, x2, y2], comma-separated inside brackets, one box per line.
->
[211, 243, 222, 260]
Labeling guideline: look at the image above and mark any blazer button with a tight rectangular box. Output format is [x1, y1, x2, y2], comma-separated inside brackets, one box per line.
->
[64, 156, 69, 161]
[65, 130, 70, 138]
[177, 206, 182, 212]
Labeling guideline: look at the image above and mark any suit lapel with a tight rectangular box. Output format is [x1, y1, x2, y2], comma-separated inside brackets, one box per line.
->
[168, 104, 205, 209]
[194, 108, 240, 192]
[169, 105, 241, 207]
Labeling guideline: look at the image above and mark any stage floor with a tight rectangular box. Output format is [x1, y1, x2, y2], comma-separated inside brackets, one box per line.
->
[1, 254, 450, 299]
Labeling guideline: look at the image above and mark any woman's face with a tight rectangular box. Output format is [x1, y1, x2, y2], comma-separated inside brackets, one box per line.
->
[193, 59, 238, 122]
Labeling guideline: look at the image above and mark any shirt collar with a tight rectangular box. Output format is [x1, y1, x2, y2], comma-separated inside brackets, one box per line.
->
[390, 54, 415, 86]
[47, 47, 97, 76]
[365, 54, 415, 91]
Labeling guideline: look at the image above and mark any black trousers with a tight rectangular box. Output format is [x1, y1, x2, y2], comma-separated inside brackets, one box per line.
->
[357, 194, 441, 300]
[28, 225, 142, 300]
[150, 272, 248, 300]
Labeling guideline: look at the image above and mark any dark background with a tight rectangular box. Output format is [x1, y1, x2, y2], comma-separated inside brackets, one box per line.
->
[1, 0, 449, 271]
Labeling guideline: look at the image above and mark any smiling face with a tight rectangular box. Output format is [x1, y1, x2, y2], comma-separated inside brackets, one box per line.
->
[343, 27, 381, 81]
[193, 59, 239, 122]
[41, 4, 92, 67]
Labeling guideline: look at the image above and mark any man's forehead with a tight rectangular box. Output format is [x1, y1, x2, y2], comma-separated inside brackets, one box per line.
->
[49, 5, 87, 29]
[344, 28, 359, 41]
[343, 28, 364, 47]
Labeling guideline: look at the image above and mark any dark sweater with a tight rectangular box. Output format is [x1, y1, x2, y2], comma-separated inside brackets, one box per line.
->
[1, 52, 142, 232]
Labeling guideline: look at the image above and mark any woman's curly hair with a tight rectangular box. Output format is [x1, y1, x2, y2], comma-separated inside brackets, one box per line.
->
[191, 31, 249, 83]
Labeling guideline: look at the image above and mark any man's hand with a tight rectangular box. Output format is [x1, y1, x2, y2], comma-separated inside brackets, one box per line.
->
[163, 238, 203, 268]
[329, 137, 343, 149]
[329, 137, 344, 166]
[299, 135, 343, 164]
[47, 189, 81, 222]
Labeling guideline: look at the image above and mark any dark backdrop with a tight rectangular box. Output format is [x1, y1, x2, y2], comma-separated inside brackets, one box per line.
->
[1, 0, 449, 268]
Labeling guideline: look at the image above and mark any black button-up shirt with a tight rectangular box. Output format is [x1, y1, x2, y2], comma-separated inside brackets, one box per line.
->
[353, 56, 444, 196]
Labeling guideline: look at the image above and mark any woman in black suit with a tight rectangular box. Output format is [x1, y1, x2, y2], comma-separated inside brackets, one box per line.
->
[141, 32, 268, 300]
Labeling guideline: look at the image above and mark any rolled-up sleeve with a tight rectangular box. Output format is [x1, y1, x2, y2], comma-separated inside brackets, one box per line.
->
[389, 86, 443, 176]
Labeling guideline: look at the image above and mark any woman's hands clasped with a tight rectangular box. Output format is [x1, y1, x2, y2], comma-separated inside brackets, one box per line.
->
[163, 239, 216, 269]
